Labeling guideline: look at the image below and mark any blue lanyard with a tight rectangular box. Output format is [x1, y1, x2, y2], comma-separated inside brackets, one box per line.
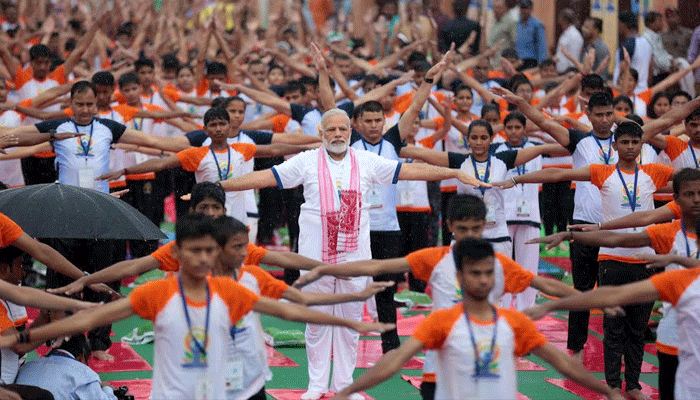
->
[178, 276, 211, 359]
[464, 306, 498, 378]
[689, 145, 699, 168]
[73, 120, 94, 157]
[361, 138, 383, 155]
[616, 165, 639, 212]
[210, 146, 231, 181]
[505, 141, 526, 176]
[680, 221, 699, 259]
[593, 134, 613, 165]
[471, 155, 491, 195]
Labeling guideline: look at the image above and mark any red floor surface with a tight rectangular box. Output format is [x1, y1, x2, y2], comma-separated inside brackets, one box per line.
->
[549, 339, 658, 373]
[267, 345, 299, 367]
[354, 340, 424, 369]
[546, 378, 658, 400]
[107, 379, 151, 400]
[265, 389, 374, 399]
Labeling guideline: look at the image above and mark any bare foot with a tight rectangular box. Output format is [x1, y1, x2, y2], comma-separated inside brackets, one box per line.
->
[625, 388, 652, 400]
[571, 349, 584, 363]
[91, 350, 114, 361]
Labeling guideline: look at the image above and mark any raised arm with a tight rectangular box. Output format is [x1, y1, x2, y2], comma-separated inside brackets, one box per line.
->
[253, 143, 314, 158]
[512, 143, 570, 166]
[651, 55, 700, 95]
[527, 230, 652, 251]
[568, 205, 676, 232]
[63, 14, 104, 76]
[281, 281, 393, 306]
[270, 133, 322, 145]
[118, 129, 192, 152]
[229, 84, 292, 116]
[96, 155, 181, 181]
[398, 162, 488, 188]
[219, 170, 278, 192]
[494, 167, 590, 189]
[13, 234, 88, 281]
[643, 95, 700, 143]
[355, 71, 414, 107]
[399, 145, 450, 167]
[0, 280, 93, 311]
[294, 258, 412, 288]
[399, 55, 450, 140]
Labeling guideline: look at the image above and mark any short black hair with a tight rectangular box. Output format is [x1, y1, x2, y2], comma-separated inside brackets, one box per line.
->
[284, 80, 307, 96]
[619, 11, 638, 30]
[588, 91, 613, 111]
[447, 194, 487, 222]
[625, 114, 644, 126]
[453, 84, 473, 97]
[206, 61, 227, 76]
[581, 74, 605, 91]
[510, 74, 533, 93]
[203, 107, 230, 126]
[177, 64, 195, 75]
[0, 246, 23, 266]
[175, 214, 217, 246]
[70, 80, 96, 98]
[613, 95, 634, 111]
[162, 54, 180, 72]
[28, 44, 52, 61]
[190, 182, 226, 210]
[481, 103, 500, 119]
[587, 17, 603, 32]
[452, 238, 494, 272]
[413, 60, 431, 73]
[671, 90, 692, 103]
[673, 168, 700, 195]
[644, 11, 662, 26]
[353, 100, 384, 119]
[686, 107, 700, 124]
[218, 96, 246, 110]
[614, 121, 643, 141]
[134, 58, 155, 72]
[298, 76, 318, 88]
[504, 111, 526, 127]
[118, 72, 140, 89]
[56, 334, 91, 360]
[91, 71, 115, 87]
[212, 216, 248, 246]
[468, 119, 493, 137]
[452, 0, 467, 16]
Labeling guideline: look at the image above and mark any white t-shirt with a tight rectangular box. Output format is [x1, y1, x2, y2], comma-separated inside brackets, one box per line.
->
[0, 110, 24, 186]
[494, 141, 542, 225]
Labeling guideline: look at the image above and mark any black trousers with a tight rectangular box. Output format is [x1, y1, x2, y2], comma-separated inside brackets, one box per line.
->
[281, 186, 304, 285]
[420, 381, 435, 400]
[658, 351, 678, 400]
[172, 168, 196, 218]
[440, 191, 456, 246]
[247, 386, 266, 400]
[397, 211, 429, 292]
[567, 219, 600, 352]
[370, 230, 403, 353]
[21, 156, 57, 185]
[539, 181, 573, 236]
[256, 186, 283, 242]
[44, 239, 124, 351]
[1, 384, 54, 400]
[599, 260, 655, 390]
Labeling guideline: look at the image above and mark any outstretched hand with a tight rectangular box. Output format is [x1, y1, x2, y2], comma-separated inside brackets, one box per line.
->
[523, 304, 550, 320]
[360, 281, 394, 299]
[491, 179, 515, 189]
[457, 171, 492, 188]
[525, 232, 570, 251]
[490, 86, 521, 104]
[354, 321, 396, 334]
[292, 266, 326, 288]
[96, 169, 124, 182]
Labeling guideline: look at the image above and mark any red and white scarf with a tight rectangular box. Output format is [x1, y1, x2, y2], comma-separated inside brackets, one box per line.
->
[318, 147, 361, 264]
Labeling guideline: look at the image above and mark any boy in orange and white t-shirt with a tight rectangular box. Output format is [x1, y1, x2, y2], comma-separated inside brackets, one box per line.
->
[333, 238, 621, 400]
[0, 246, 28, 384]
[1, 214, 393, 400]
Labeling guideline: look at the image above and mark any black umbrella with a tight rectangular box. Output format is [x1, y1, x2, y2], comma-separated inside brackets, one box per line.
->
[0, 183, 167, 240]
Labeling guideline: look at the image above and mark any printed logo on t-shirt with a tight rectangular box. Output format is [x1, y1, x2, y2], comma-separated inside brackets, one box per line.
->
[597, 146, 615, 164]
[475, 340, 502, 375]
[182, 327, 209, 367]
[216, 159, 233, 180]
[75, 135, 94, 157]
[621, 182, 641, 210]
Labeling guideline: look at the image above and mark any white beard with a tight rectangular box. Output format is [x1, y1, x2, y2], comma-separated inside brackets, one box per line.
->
[323, 138, 349, 155]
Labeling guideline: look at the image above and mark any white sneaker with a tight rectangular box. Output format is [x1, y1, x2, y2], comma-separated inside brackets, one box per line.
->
[348, 393, 364, 400]
[300, 390, 324, 400]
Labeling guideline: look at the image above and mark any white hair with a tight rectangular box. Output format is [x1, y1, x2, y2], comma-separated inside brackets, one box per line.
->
[320, 108, 351, 130]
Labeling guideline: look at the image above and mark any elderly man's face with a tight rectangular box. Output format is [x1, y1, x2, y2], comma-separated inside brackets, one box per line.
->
[321, 113, 351, 154]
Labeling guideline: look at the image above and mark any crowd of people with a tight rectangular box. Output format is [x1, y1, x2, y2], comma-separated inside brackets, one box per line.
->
[0, 0, 697, 399]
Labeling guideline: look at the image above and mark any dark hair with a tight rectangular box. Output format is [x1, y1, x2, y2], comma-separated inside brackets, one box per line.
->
[626, 68, 639, 83]
[206, 61, 227, 76]
[353, 100, 385, 119]
[644, 11, 662, 27]
[453, 84, 473, 97]
[0, 246, 23, 266]
[447, 194, 487, 222]
[134, 58, 154, 72]
[219, 96, 246, 110]
[70, 81, 96, 98]
[56, 334, 91, 360]
[619, 11, 638, 30]
[177, 64, 195, 76]
[588, 91, 613, 111]
[613, 95, 634, 111]
[190, 182, 226, 209]
[452, 238, 494, 272]
[298, 76, 318, 88]
[269, 64, 285, 74]
[559, 8, 576, 24]
[212, 216, 248, 246]
[203, 107, 230, 126]
[162, 54, 180, 72]
[581, 74, 605, 91]
[587, 17, 603, 32]
[501, 48, 519, 60]
[284, 80, 307, 96]
[613, 121, 643, 141]
[118, 72, 140, 89]
[625, 114, 644, 126]
[510, 74, 533, 93]
[481, 103, 500, 119]
[407, 52, 427, 69]
[539, 59, 556, 69]
[91, 71, 115, 87]
[452, 0, 467, 16]
[671, 90, 692, 103]
[363, 74, 380, 87]
[28, 44, 52, 61]
[647, 92, 671, 119]
[673, 168, 700, 195]
[175, 214, 217, 246]
[468, 119, 493, 137]
[685, 107, 700, 124]
[413, 60, 431, 72]
[504, 111, 526, 127]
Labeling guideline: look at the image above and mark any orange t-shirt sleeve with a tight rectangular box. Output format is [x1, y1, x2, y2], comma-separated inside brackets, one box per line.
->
[638, 89, 653, 105]
[666, 201, 682, 219]
[241, 265, 289, 299]
[497, 254, 535, 294]
[394, 92, 413, 114]
[231, 143, 256, 161]
[405, 247, 451, 282]
[0, 213, 23, 247]
[432, 117, 445, 131]
[664, 136, 688, 161]
[270, 114, 291, 133]
[646, 222, 677, 255]
[412, 305, 461, 350]
[176, 147, 208, 172]
[114, 104, 138, 123]
[563, 96, 577, 114]
[641, 164, 674, 190]
[113, 91, 127, 104]
[650, 268, 700, 306]
[152, 242, 179, 272]
[13, 66, 32, 89]
[162, 86, 182, 102]
[589, 164, 614, 189]
[129, 279, 177, 321]
[63, 108, 73, 117]
[0, 304, 15, 333]
[418, 136, 436, 149]
[213, 277, 260, 323]
[500, 308, 547, 356]
[48, 65, 66, 84]
[243, 243, 268, 265]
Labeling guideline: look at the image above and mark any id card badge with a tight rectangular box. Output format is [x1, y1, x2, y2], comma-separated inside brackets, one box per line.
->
[225, 360, 244, 391]
[368, 185, 382, 209]
[485, 206, 496, 226]
[78, 160, 95, 189]
[399, 189, 414, 206]
[516, 198, 530, 217]
[195, 377, 214, 400]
